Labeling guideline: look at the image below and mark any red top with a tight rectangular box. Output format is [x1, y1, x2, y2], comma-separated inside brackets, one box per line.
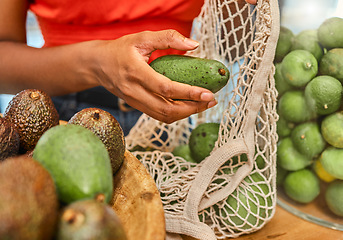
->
[29, 0, 204, 61]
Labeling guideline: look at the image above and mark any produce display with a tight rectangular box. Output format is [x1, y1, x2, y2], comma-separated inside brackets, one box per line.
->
[0, 55, 230, 239]
[0, 155, 59, 240]
[275, 17, 343, 218]
[0, 89, 127, 239]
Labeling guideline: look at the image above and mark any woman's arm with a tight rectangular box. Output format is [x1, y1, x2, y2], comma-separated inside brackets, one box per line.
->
[0, 0, 216, 123]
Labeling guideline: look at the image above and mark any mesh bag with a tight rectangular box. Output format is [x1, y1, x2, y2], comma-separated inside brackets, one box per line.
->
[126, 0, 280, 239]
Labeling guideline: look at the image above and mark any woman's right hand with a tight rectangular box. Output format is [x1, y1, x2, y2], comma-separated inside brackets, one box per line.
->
[88, 30, 217, 124]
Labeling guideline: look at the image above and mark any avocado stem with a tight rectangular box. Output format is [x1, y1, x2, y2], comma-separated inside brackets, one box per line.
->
[95, 193, 105, 203]
[29, 91, 40, 100]
[63, 209, 80, 224]
[218, 68, 226, 76]
[92, 110, 101, 121]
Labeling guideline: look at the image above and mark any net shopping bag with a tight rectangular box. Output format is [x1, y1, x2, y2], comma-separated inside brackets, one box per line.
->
[126, 0, 280, 239]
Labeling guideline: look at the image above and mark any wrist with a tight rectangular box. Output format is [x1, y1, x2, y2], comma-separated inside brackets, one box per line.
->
[73, 40, 104, 90]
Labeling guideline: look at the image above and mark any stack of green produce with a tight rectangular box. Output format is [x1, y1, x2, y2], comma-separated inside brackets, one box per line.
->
[275, 17, 343, 217]
[0, 89, 127, 240]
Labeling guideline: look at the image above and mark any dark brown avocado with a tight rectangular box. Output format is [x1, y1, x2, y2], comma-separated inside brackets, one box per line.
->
[68, 108, 125, 175]
[4, 89, 59, 152]
[0, 155, 59, 240]
[0, 117, 20, 161]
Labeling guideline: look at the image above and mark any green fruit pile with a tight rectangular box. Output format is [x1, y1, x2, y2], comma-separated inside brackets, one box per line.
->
[275, 17, 343, 217]
[172, 122, 271, 231]
[0, 90, 127, 240]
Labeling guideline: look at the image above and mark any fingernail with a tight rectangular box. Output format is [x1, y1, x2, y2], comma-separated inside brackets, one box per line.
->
[200, 92, 214, 101]
[185, 38, 199, 48]
[207, 100, 217, 108]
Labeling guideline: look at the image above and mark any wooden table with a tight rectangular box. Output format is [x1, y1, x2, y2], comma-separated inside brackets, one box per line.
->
[182, 204, 342, 240]
[237, 204, 343, 240]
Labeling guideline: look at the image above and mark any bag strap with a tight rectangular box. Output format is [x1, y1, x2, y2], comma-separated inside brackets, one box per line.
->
[183, 0, 281, 220]
[184, 138, 250, 219]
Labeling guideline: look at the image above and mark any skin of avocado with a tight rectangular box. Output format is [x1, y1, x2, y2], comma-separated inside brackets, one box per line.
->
[0, 117, 20, 161]
[32, 124, 114, 205]
[68, 108, 126, 175]
[150, 55, 230, 93]
[56, 199, 127, 240]
[3, 89, 60, 152]
[0, 156, 59, 240]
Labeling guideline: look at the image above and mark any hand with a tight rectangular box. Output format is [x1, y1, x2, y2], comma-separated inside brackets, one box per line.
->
[91, 30, 217, 124]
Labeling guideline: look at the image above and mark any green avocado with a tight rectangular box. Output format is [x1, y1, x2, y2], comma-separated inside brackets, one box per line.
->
[56, 199, 127, 240]
[188, 122, 220, 163]
[172, 144, 196, 163]
[150, 55, 230, 93]
[33, 124, 113, 204]
[218, 172, 272, 231]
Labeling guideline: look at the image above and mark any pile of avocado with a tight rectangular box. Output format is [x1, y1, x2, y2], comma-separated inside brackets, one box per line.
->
[0, 54, 231, 239]
[0, 89, 127, 240]
[275, 17, 343, 217]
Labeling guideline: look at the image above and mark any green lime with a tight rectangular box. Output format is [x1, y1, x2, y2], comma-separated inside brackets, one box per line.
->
[255, 154, 265, 169]
[325, 180, 343, 217]
[283, 169, 320, 203]
[189, 122, 220, 163]
[321, 111, 343, 148]
[277, 115, 295, 138]
[231, 151, 264, 169]
[319, 48, 343, 83]
[274, 63, 293, 97]
[304, 75, 342, 115]
[172, 144, 196, 163]
[219, 172, 272, 230]
[276, 164, 288, 186]
[280, 50, 318, 88]
[313, 158, 336, 183]
[277, 137, 312, 171]
[291, 29, 324, 61]
[274, 26, 294, 62]
[290, 122, 326, 159]
[317, 17, 343, 49]
[278, 90, 316, 123]
[231, 153, 248, 166]
[320, 147, 343, 180]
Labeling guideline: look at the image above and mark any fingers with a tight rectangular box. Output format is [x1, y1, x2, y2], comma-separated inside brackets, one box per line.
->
[135, 29, 199, 52]
[131, 60, 215, 102]
[116, 61, 218, 123]
[124, 88, 217, 124]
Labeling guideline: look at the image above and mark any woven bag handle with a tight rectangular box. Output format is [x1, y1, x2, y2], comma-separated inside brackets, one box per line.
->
[183, 0, 280, 222]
